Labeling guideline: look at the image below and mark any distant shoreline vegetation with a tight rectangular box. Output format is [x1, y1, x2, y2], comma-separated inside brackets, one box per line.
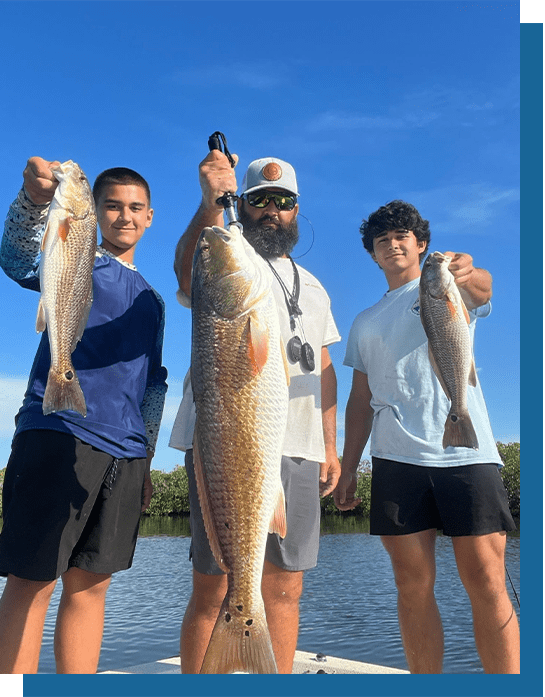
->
[0, 442, 520, 523]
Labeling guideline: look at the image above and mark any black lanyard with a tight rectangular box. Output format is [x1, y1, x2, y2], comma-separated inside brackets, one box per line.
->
[265, 256, 301, 330]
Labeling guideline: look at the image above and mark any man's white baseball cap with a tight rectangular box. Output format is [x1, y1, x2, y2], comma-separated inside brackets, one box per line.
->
[240, 157, 299, 197]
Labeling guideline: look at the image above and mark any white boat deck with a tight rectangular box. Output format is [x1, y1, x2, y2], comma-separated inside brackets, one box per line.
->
[101, 650, 409, 675]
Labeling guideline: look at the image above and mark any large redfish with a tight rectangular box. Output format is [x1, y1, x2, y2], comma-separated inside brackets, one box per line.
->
[37, 160, 97, 416]
[191, 224, 289, 674]
[419, 251, 479, 449]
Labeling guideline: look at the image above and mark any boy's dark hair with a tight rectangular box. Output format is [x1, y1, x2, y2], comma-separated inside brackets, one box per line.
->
[93, 167, 151, 205]
[360, 200, 430, 262]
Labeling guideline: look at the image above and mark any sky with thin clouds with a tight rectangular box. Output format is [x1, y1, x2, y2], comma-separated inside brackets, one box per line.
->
[0, 0, 522, 475]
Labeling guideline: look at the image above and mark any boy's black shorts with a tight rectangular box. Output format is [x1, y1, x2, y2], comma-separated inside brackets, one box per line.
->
[0, 430, 147, 581]
[370, 457, 516, 537]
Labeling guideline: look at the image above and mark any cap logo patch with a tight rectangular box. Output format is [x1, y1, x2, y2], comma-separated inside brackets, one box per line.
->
[262, 162, 282, 181]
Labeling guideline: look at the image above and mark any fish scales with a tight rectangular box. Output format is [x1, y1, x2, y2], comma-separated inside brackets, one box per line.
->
[37, 160, 97, 416]
[191, 225, 289, 674]
[419, 251, 479, 449]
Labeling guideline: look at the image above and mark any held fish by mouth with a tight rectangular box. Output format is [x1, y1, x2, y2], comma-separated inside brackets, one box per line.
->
[191, 224, 290, 673]
[419, 251, 479, 450]
[37, 160, 97, 416]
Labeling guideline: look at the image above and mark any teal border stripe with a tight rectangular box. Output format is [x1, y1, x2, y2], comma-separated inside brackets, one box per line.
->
[518, 18, 544, 697]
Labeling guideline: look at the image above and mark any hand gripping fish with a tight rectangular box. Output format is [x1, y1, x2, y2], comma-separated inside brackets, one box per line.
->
[37, 160, 97, 416]
[191, 224, 289, 674]
[419, 251, 479, 450]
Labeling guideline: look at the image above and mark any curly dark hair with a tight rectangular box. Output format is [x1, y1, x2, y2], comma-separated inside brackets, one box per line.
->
[360, 200, 430, 262]
[93, 167, 151, 206]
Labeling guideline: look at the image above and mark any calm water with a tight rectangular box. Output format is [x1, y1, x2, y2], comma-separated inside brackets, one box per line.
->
[0, 517, 520, 674]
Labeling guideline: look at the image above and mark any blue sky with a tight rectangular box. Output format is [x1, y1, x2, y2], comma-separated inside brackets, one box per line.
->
[0, 0, 520, 479]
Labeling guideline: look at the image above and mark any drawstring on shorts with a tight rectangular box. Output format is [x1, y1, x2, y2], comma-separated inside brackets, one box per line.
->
[104, 458, 119, 491]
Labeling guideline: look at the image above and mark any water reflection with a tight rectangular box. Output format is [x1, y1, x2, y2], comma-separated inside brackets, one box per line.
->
[299, 531, 520, 674]
[139, 515, 191, 537]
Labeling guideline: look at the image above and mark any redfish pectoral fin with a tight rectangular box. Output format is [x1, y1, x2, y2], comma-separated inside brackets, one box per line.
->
[248, 313, 269, 374]
[57, 217, 71, 242]
[269, 485, 287, 538]
[446, 290, 471, 325]
[445, 294, 458, 320]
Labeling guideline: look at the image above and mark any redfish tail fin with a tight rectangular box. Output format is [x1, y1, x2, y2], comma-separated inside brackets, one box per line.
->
[443, 410, 479, 450]
[43, 368, 87, 417]
[200, 600, 277, 674]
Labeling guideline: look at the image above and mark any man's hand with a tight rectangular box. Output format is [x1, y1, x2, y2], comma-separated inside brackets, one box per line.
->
[319, 453, 341, 498]
[444, 251, 492, 310]
[23, 157, 61, 205]
[333, 470, 362, 512]
[444, 252, 475, 286]
[199, 149, 239, 213]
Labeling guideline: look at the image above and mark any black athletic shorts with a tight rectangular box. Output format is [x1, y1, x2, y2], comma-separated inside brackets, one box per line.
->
[0, 430, 147, 581]
[370, 457, 516, 537]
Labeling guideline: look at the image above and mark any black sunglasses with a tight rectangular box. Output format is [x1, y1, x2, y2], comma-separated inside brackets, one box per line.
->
[243, 191, 297, 211]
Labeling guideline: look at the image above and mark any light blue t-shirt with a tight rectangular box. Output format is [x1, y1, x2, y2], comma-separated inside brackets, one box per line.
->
[343, 278, 501, 467]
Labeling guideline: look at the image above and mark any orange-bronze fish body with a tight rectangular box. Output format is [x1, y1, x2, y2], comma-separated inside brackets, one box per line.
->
[191, 224, 289, 674]
[37, 160, 97, 416]
[419, 251, 479, 450]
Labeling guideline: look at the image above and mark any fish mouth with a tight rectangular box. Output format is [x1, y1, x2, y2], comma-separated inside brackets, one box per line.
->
[431, 251, 452, 265]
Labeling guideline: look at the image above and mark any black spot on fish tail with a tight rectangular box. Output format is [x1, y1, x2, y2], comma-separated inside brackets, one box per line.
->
[237, 605, 243, 612]
[65, 371, 74, 380]
[443, 410, 479, 450]
[225, 613, 231, 622]
[200, 601, 277, 673]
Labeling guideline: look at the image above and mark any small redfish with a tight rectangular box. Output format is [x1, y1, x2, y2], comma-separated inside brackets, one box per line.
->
[37, 160, 97, 416]
[419, 251, 479, 449]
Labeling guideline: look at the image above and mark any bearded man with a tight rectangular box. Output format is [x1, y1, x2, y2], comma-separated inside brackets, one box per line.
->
[170, 152, 341, 674]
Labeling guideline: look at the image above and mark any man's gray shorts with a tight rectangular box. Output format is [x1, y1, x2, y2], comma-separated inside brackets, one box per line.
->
[185, 449, 321, 573]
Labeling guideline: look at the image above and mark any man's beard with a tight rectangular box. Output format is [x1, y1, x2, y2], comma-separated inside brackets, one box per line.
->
[238, 208, 299, 258]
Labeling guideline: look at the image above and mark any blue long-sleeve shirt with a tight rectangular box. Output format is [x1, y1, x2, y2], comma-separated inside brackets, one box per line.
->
[1, 188, 168, 459]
